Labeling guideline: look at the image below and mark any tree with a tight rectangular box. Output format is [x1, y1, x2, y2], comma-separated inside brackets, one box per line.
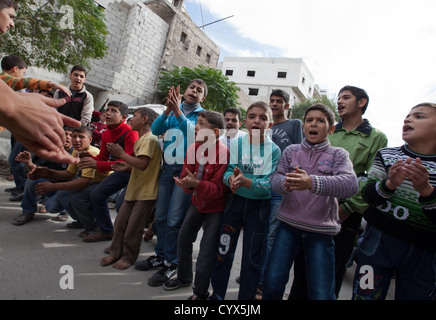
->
[290, 95, 339, 123]
[0, 0, 107, 73]
[157, 65, 242, 114]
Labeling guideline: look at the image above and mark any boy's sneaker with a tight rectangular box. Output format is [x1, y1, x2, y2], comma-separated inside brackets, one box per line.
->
[135, 255, 164, 271]
[163, 277, 191, 291]
[147, 264, 177, 287]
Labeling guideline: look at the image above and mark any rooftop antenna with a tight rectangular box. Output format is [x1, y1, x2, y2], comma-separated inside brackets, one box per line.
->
[197, 0, 234, 32]
[199, 0, 206, 32]
[199, 15, 234, 29]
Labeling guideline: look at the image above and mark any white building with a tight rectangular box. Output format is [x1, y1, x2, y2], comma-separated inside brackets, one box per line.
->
[220, 57, 319, 107]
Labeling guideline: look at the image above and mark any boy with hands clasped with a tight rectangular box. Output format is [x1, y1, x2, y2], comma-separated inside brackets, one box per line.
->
[352, 103, 436, 300]
[210, 101, 281, 300]
[262, 104, 358, 300]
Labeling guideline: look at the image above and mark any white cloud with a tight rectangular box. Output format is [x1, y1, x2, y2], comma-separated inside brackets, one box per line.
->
[187, 0, 436, 147]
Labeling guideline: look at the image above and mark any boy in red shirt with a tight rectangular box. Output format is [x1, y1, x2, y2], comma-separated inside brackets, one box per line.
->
[78, 101, 138, 242]
[162, 110, 229, 300]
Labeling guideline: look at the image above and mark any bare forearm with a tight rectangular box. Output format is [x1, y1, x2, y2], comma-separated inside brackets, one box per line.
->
[118, 154, 150, 171]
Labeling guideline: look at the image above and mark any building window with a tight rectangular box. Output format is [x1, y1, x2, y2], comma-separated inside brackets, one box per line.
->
[180, 32, 187, 44]
[206, 54, 211, 64]
[302, 76, 306, 85]
[277, 71, 287, 78]
[225, 69, 233, 76]
[248, 88, 259, 96]
[247, 70, 256, 77]
[196, 46, 202, 56]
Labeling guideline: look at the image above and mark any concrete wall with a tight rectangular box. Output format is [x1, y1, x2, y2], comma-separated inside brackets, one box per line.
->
[88, 0, 169, 108]
[161, 9, 220, 71]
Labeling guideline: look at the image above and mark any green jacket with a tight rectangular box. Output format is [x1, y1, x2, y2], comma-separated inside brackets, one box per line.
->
[329, 119, 388, 216]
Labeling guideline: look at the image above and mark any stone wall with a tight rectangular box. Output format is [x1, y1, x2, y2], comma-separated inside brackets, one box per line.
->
[88, 0, 170, 108]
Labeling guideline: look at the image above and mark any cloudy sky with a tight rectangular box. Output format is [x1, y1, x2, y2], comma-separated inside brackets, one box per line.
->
[184, 0, 436, 147]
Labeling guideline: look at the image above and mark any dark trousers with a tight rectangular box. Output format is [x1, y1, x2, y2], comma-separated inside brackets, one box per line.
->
[109, 199, 156, 264]
[177, 204, 223, 297]
[210, 195, 269, 300]
[90, 171, 130, 234]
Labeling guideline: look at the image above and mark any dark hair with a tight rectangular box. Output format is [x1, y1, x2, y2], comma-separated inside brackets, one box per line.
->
[134, 107, 159, 126]
[270, 89, 290, 104]
[304, 103, 336, 127]
[188, 79, 208, 98]
[107, 101, 129, 116]
[72, 126, 92, 138]
[70, 65, 87, 76]
[246, 101, 272, 122]
[223, 107, 242, 122]
[0, 0, 17, 11]
[412, 102, 436, 112]
[339, 85, 369, 114]
[198, 110, 225, 130]
[1, 55, 27, 71]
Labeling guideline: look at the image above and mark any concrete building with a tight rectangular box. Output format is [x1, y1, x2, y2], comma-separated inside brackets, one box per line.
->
[220, 57, 318, 106]
[87, 0, 220, 108]
[25, 0, 220, 109]
[1, 0, 220, 160]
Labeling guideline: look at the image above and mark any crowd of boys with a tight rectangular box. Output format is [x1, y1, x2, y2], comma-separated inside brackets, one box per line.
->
[1, 0, 435, 300]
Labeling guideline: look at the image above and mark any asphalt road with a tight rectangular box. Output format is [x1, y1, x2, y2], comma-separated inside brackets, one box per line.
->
[0, 178, 391, 301]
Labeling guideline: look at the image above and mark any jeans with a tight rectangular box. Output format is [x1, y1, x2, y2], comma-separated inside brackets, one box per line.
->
[21, 178, 63, 214]
[210, 194, 269, 300]
[153, 162, 192, 265]
[263, 222, 336, 300]
[352, 224, 436, 300]
[57, 184, 97, 232]
[177, 204, 223, 296]
[259, 192, 281, 287]
[90, 171, 130, 234]
[290, 211, 362, 299]
[8, 141, 26, 189]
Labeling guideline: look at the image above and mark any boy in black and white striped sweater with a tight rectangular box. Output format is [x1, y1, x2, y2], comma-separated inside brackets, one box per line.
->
[352, 103, 436, 300]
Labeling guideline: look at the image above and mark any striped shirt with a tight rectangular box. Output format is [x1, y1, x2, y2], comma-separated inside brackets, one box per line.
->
[362, 144, 436, 250]
[0, 72, 52, 91]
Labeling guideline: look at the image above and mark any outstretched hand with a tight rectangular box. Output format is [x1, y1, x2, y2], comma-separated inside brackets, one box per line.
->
[2, 89, 81, 164]
[111, 161, 131, 172]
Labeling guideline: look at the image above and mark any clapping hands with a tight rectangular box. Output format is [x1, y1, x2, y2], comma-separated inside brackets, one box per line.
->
[386, 157, 433, 197]
[174, 169, 199, 189]
[283, 166, 312, 191]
